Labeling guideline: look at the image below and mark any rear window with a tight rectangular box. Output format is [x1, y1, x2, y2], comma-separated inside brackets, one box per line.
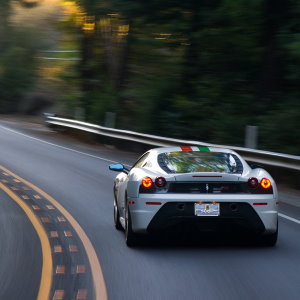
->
[158, 151, 243, 174]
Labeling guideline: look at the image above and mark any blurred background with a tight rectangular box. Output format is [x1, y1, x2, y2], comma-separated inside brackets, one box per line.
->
[1, 0, 299, 155]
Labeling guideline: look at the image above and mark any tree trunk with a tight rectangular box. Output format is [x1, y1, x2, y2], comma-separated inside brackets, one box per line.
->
[256, 0, 290, 107]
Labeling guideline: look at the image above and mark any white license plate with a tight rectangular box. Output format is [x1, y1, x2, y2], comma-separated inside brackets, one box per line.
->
[195, 203, 220, 216]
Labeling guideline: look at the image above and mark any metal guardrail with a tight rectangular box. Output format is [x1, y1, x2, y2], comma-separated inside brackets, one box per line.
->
[44, 115, 300, 171]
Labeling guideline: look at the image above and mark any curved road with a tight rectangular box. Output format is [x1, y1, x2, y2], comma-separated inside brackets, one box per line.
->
[0, 119, 300, 300]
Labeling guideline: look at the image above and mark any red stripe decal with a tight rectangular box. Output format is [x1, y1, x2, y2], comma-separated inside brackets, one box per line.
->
[146, 202, 162, 205]
[180, 146, 193, 151]
[253, 203, 268, 206]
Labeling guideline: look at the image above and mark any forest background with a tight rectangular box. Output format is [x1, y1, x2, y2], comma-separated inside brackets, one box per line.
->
[0, 0, 299, 155]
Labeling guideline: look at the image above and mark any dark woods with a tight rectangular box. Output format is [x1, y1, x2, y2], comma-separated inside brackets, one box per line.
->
[1, 0, 300, 155]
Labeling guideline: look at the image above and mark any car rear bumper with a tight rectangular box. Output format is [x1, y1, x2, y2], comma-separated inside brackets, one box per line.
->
[128, 194, 278, 234]
[147, 202, 266, 234]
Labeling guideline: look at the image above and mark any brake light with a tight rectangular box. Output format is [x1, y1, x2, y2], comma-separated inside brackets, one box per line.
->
[248, 177, 258, 188]
[260, 178, 271, 189]
[155, 177, 166, 187]
[142, 177, 153, 188]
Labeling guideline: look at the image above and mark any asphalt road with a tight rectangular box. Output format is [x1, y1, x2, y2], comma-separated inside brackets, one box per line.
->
[0, 188, 41, 299]
[0, 119, 300, 300]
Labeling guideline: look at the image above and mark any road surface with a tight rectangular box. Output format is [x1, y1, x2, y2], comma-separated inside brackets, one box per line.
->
[0, 119, 299, 300]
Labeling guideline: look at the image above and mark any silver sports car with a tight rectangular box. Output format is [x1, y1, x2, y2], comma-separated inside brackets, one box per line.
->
[109, 146, 278, 246]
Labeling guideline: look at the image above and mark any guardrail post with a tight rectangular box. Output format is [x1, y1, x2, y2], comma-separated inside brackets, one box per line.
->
[105, 112, 116, 128]
[75, 107, 85, 121]
[245, 125, 257, 149]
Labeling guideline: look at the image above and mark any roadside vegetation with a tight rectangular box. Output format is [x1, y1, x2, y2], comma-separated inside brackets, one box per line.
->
[0, 0, 300, 155]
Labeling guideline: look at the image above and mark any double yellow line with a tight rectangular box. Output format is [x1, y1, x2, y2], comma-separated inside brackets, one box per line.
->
[0, 165, 107, 300]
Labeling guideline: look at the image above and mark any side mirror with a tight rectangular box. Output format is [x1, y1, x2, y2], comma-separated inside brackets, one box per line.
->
[109, 163, 128, 173]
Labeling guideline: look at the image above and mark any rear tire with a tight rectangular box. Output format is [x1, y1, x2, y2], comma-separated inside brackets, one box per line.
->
[258, 227, 278, 247]
[125, 202, 138, 247]
[114, 199, 122, 230]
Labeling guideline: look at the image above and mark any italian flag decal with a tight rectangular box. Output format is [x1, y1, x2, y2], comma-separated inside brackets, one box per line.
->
[180, 146, 193, 151]
[180, 146, 210, 152]
[198, 146, 210, 152]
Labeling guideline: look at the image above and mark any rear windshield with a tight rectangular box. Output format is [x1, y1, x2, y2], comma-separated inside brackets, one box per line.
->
[158, 151, 243, 174]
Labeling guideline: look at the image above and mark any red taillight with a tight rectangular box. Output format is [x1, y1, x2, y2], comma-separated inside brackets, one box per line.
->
[260, 178, 271, 189]
[248, 177, 258, 188]
[155, 177, 166, 187]
[142, 177, 153, 188]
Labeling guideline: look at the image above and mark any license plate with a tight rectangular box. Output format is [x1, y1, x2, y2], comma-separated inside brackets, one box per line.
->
[195, 203, 220, 216]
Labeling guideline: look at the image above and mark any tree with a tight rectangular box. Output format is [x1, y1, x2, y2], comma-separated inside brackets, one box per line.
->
[0, 0, 42, 113]
[61, 0, 300, 154]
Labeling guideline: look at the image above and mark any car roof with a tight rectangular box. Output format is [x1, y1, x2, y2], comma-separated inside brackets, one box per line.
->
[150, 146, 237, 155]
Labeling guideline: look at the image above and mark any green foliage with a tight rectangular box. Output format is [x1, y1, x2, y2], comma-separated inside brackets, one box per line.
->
[86, 86, 117, 124]
[0, 27, 41, 113]
[259, 99, 300, 155]
[64, 0, 300, 154]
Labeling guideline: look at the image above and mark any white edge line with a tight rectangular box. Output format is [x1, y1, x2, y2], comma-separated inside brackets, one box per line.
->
[0, 124, 120, 164]
[279, 213, 300, 225]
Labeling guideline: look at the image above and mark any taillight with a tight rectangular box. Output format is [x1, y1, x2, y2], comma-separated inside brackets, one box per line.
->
[248, 177, 258, 188]
[142, 177, 153, 188]
[260, 178, 271, 189]
[155, 177, 166, 187]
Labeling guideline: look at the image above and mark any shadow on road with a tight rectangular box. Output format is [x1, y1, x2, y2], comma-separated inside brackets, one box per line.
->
[133, 231, 273, 249]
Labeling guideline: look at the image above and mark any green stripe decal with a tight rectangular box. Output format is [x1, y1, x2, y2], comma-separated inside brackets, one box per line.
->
[198, 146, 210, 152]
